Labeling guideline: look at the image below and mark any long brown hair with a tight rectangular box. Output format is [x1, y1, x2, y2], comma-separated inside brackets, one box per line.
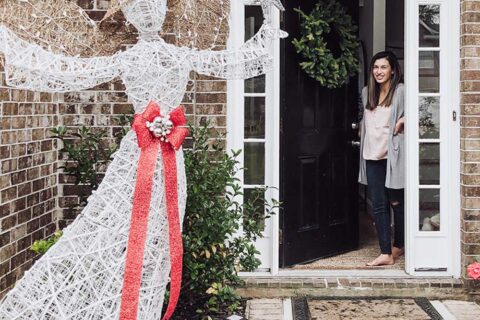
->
[366, 51, 403, 110]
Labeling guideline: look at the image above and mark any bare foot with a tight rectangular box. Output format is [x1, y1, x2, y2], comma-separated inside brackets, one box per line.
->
[392, 247, 404, 259]
[366, 254, 394, 266]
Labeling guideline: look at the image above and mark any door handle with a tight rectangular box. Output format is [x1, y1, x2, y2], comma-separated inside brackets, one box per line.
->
[352, 122, 359, 130]
[350, 141, 360, 147]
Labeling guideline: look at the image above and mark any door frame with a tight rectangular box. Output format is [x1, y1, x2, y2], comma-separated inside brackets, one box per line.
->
[229, 0, 461, 278]
[226, 0, 282, 274]
[404, 0, 461, 277]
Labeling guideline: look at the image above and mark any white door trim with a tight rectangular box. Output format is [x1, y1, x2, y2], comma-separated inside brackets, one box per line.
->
[227, 1, 281, 274]
[233, 0, 461, 278]
[404, 0, 461, 277]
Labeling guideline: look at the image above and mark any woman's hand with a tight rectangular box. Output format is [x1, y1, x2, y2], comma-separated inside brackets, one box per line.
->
[394, 117, 405, 135]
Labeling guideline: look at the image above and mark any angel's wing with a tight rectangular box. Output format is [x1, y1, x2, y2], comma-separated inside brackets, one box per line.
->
[189, 1, 287, 80]
[190, 24, 287, 80]
[0, 26, 120, 93]
[0, 0, 128, 57]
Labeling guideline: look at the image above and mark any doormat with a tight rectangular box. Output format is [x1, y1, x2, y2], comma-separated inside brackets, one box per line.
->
[292, 297, 442, 320]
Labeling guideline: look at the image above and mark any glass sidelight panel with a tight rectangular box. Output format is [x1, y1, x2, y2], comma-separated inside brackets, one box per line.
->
[245, 6, 263, 40]
[244, 97, 265, 138]
[244, 142, 265, 185]
[419, 51, 440, 93]
[419, 5, 440, 47]
[419, 143, 440, 185]
[419, 189, 440, 232]
[419, 96, 440, 139]
[243, 187, 266, 228]
[245, 75, 266, 93]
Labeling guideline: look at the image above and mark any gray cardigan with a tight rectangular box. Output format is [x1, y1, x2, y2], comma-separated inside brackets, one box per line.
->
[358, 83, 405, 189]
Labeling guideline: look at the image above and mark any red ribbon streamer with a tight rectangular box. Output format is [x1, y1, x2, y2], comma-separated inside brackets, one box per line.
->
[119, 101, 188, 320]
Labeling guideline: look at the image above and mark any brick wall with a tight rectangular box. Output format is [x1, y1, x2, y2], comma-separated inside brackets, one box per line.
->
[0, 78, 60, 298]
[461, 0, 480, 287]
[0, 0, 227, 299]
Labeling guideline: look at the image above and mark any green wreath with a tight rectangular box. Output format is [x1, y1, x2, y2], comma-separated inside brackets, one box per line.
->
[292, 0, 360, 89]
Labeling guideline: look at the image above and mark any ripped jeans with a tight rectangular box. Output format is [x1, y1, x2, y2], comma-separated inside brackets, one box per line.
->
[366, 159, 404, 254]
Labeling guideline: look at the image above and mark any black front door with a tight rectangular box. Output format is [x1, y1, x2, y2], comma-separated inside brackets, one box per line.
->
[280, 0, 360, 267]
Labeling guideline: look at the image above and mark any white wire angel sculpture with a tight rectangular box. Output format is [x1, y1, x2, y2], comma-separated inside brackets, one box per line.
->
[0, 0, 286, 319]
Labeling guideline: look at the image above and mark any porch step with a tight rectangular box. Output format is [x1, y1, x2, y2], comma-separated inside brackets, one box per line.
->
[237, 277, 470, 300]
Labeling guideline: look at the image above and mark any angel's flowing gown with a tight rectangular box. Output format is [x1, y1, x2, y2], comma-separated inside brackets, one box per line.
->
[0, 128, 187, 319]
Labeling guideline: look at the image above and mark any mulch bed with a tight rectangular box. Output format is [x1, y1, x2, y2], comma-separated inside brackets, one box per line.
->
[171, 299, 247, 320]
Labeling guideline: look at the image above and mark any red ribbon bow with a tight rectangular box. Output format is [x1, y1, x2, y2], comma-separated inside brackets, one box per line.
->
[120, 101, 188, 320]
[132, 101, 189, 150]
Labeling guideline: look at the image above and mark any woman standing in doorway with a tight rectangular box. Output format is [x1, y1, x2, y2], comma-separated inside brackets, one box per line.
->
[359, 51, 405, 266]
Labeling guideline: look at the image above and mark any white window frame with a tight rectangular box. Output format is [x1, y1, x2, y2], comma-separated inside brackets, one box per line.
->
[227, 1, 281, 273]
[404, 0, 461, 277]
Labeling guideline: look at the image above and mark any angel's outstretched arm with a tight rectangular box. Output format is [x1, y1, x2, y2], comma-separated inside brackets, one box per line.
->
[0, 26, 120, 93]
[189, 24, 287, 80]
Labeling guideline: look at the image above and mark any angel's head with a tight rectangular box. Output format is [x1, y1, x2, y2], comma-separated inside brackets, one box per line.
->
[121, 0, 167, 33]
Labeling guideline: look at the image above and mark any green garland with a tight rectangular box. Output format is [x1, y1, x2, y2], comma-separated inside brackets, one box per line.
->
[292, 0, 360, 89]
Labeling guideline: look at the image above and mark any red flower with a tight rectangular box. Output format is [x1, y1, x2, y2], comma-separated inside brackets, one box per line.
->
[467, 262, 480, 280]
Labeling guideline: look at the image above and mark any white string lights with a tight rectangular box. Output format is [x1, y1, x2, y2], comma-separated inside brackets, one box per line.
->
[0, 0, 123, 56]
[0, 0, 286, 319]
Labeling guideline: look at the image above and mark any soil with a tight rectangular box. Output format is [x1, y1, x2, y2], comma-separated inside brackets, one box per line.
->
[171, 299, 247, 320]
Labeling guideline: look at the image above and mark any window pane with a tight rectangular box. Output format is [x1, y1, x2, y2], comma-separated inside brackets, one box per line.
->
[245, 97, 265, 138]
[243, 187, 266, 230]
[244, 142, 265, 185]
[245, 75, 266, 93]
[245, 6, 263, 41]
[419, 51, 440, 93]
[419, 5, 440, 47]
[419, 189, 440, 231]
[419, 143, 440, 185]
[419, 97, 440, 139]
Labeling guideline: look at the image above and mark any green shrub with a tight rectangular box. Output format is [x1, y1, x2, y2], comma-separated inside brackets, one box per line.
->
[176, 123, 279, 318]
[50, 126, 114, 192]
[50, 113, 133, 207]
[30, 231, 63, 255]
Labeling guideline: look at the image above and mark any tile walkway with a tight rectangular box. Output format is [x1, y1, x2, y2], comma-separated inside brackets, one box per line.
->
[245, 298, 480, 320]
[246, 299, 286, 320]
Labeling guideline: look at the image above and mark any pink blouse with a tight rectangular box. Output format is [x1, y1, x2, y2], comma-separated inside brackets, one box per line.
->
[363, 106, 392, 160]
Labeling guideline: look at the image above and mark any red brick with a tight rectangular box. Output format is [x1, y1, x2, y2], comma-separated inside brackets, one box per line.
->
[11, 197, 27, 213]
[2, 103, 17, 116]
[0, 204, 10, 219]
[10, 251, 26, 269]
[26, 167, 39, 181]
[16, 235, 31, 252]
[17, 183, 31, 197]
[11, 117, 26, 129]
[0, 232, 10, 248]
[10, 171, 26, 185]
[1, 186, 17, 202]
[1, 159, 17, 173]
[1, 215, 16, 230]
[17, 209, 31, 224]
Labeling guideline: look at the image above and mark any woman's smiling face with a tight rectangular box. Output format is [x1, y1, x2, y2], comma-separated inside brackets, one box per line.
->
[372, 58, 393, 85]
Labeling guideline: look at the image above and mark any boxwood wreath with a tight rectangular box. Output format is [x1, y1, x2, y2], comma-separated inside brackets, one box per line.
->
[292, 0, 360, 88]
